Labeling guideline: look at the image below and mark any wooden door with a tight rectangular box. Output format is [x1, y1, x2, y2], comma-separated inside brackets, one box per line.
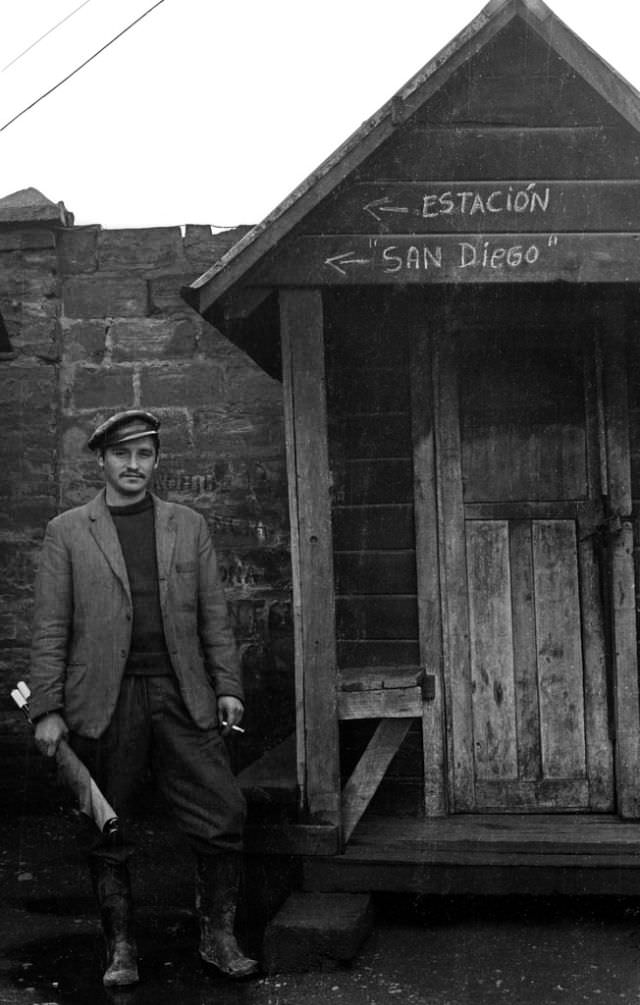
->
[435, 323, 614, 813]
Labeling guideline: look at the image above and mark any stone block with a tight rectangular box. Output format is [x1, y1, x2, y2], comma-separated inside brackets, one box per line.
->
[63, 276, 148, 318]
[98, 228, 184, 272]
[262, 892, 374, 973]
[57, 228, 99, 274]
[110, 317, 197, 361]
[140, 362, 224, 407]
[148, 273, 201, 314]
[70, 365, 134, 410]
[0, 229, 56, 251]
[62, 320, 107, 362]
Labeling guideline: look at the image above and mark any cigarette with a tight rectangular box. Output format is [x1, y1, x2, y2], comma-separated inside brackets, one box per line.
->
[222, 722, 245, 734]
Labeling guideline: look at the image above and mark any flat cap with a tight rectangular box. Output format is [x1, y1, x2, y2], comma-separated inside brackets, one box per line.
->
[88, 409, 160, 452]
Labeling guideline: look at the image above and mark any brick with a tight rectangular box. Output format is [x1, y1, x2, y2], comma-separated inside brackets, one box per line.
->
[263, 892, 374, 973]
[140, 362, 224, 407]
[70, 366, 134, 410]
[63, 276, 148, 318]
[57, 228, 99, 274]
[98, 228, 184, 272]
[110, 317, 197, 361]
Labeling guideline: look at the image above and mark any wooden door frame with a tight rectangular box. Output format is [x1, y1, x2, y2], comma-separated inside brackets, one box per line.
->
[431, 306, 640, 816]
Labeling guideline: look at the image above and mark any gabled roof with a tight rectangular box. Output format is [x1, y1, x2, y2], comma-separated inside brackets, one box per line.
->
[182, 0, 640, 319]
[0, 188, 73, 226]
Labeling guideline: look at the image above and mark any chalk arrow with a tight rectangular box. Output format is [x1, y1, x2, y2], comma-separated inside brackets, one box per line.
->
[325, 251, 371, 276]
[363, 196, 411, 222]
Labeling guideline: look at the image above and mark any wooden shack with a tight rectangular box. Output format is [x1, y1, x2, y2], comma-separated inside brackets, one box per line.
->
[184, 0, 640, 893]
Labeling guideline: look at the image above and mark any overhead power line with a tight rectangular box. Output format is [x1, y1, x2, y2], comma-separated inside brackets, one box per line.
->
[0, 0, 167, 133]
[2, 0, 94, 73]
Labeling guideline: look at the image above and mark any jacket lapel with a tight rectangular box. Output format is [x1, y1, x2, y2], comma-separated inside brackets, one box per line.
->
[154, 495, 177, 606]
[87, 490, 131, 599]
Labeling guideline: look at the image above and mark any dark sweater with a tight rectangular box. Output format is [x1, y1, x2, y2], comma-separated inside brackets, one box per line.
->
[109, 494, 172, 674]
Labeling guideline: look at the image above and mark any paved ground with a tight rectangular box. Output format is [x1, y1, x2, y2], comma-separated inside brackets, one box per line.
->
[3, 735, 640, 1003]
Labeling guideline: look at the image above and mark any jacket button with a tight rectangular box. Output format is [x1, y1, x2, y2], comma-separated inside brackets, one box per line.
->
[120, 650, 127, 658]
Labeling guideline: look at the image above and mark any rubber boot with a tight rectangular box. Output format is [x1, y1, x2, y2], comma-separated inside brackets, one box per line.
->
[195, 853, 259, 978]
[90, 860, 139, 987]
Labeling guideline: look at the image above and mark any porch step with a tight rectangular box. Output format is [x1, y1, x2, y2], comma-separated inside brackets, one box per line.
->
[262, 891, 374, 973]
[303, 814, 640, 897]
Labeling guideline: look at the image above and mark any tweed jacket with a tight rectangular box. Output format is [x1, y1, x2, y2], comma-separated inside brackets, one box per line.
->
[29, 490, 243, 738]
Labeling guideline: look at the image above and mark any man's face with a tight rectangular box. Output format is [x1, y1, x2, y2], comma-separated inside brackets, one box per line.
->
[99, 435, 158, 505]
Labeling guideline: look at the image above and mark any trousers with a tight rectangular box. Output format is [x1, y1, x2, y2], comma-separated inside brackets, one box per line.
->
[70, 675, 246, 863]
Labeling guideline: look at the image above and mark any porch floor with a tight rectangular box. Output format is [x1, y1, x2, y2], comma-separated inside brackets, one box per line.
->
[303, 814, 640, 896]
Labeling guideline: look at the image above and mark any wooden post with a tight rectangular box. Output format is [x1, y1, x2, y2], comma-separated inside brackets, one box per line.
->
[603, 321, 640, 819]
[280, 289, 340, 826]
[410, 319, 447, 816]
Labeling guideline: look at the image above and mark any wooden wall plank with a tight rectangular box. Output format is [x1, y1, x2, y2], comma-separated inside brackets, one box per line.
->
[334, 551, 417, 596]
[509, 521, 542, 782]
[280, 289, 340, 824]
[603, 332, 640, 818]
[332, 505, 415, 551]
[341, 718, 413, 843]
[466, 520, 518, 782]
[306, 182, 640, 236]
[434, 336, 475, 811]
[335, 596, 418, 641]
[359, 127, 640, 183]
[533, 520, 587, 780]
[254, 234, 640, 287]
[337, 641, 420, 668]
[331, 459, 414, 506]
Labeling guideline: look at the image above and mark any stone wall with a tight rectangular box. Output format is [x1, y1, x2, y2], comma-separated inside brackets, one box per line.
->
[0, 193, 293, 762]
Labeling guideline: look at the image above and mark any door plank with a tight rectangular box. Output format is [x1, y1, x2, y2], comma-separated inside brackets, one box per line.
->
[533, 520, 587, 781]
[466, 520, 518, 781]
[509, 521, 542, 781]
[341, 718, 414, 843]
[604, 331, 640, 818]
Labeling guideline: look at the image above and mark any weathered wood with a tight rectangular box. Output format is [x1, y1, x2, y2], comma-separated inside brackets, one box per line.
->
[332, 505, 415, 551]
[334, 551, 417, 596]
[331, 459, 414, 506]
[337, 641, 420, 669]
[603, 333, 640, 818]
[339, 666, 423, 691]
[339, 688, 422, 721]
[253, 234, 640, 287]
[434, 335, 475, 811]
[307, 181, 640, 236]
[330, 413, 411, 458]
[466, 520, 518, 781]
[533, 520, 587, 780]
[280, 289, 340, 824]
[341, 719, 413, 843]
[360, 126, 640, 183]
[509, 522, 542, 781]
[411, 326, 446, 816]
[475, 778, 589, 810]
[335, 596, 418, 642]
[238, 733, 297, 805]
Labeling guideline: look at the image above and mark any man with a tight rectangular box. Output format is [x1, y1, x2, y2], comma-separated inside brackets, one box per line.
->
[29, 409, 257, 987]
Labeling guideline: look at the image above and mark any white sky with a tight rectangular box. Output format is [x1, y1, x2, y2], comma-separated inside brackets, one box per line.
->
[1, 0, 639, 229]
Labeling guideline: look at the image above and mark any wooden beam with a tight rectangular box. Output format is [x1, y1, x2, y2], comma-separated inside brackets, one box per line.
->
[341, 719, 413, 843]
[338, 687, 422, 720]
[252, 233, 640, 287]
[280, 289, 340, 825]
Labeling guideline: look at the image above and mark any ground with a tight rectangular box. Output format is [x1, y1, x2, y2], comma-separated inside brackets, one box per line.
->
[3, 732, 640, 1003]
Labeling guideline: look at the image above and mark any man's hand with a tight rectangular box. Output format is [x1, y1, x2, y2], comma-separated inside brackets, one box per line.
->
[34, 712, 68, 758]
[217, 695, 244, 736]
